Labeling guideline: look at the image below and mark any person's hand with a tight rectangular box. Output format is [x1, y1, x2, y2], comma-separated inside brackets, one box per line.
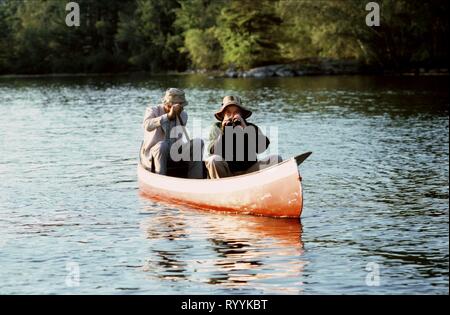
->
[222, 118, 232, 129]
[173, 104, 183, 115]
[167, 104, 183, 120]
[233, 115, 247, 128]
[167, 106, 176, 120]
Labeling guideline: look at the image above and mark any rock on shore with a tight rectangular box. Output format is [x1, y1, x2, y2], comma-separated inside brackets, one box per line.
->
[224, 58, 362, 78]
[222, 58, 449, 78]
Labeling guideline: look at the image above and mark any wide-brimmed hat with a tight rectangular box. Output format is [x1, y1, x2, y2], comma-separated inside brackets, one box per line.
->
[214, 95, 252, 121]
[162, 88, 189, 106]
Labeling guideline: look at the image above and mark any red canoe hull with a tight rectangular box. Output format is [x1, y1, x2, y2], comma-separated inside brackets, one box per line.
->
[137, 157, 303, 218]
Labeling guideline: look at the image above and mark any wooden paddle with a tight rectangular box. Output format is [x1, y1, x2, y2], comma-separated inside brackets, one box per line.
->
[294, 151, 312, 165]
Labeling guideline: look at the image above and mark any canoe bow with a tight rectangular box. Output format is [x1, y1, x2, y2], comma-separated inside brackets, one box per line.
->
[138, 154, 309, 218]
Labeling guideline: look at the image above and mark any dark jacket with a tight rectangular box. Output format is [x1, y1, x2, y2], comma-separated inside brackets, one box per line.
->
[208, 122, 270, 172]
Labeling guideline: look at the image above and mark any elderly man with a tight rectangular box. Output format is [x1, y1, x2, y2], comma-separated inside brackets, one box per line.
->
[205, 95, 282, 179]
[140, 88, 203, 178]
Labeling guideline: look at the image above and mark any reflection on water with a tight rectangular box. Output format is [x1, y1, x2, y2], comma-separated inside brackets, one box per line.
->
[139, 205, 305, 294]
[0, 74, 448, 294]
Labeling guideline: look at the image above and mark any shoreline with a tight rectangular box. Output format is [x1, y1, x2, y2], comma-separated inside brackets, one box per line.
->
[0, 68, 448, 80]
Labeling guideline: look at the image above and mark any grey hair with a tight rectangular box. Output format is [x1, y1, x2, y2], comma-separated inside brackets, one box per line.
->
[162, 88, 188, 106]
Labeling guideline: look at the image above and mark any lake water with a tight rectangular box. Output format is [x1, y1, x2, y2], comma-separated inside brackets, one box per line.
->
[0, 74, 448, 294]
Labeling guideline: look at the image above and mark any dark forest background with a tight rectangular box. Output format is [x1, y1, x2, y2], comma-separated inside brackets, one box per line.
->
[0, 0, 448, 75]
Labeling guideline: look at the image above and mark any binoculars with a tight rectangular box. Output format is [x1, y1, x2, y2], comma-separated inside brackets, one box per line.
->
[224, 119, 242, 127]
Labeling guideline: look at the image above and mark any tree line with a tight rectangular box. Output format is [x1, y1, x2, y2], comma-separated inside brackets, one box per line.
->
[0, 0, 448, 75]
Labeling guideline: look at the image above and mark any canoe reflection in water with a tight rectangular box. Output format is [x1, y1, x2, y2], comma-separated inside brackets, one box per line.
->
[139, 202, 307, 294]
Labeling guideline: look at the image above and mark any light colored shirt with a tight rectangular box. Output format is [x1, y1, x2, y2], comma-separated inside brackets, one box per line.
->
[140, 104, 188, 164]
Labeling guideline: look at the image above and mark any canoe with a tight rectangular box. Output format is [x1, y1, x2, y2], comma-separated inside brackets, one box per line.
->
[137, 153, 311, 218]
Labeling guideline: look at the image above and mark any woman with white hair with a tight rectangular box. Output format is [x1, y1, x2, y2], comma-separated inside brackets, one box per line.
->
[140, 88, 204, 178]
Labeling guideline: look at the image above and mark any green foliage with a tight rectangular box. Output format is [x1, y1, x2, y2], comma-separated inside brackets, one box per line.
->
[215, 0, 283, 69]
[174, 0, 224, 30]
[277, 0, 449, 69]
[0, 0, 20, 73]
[0, 0, 447, 74]
[183, 28, 222, 69]
[175, 0, 224, 70]
[116, 0, 185, 72]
